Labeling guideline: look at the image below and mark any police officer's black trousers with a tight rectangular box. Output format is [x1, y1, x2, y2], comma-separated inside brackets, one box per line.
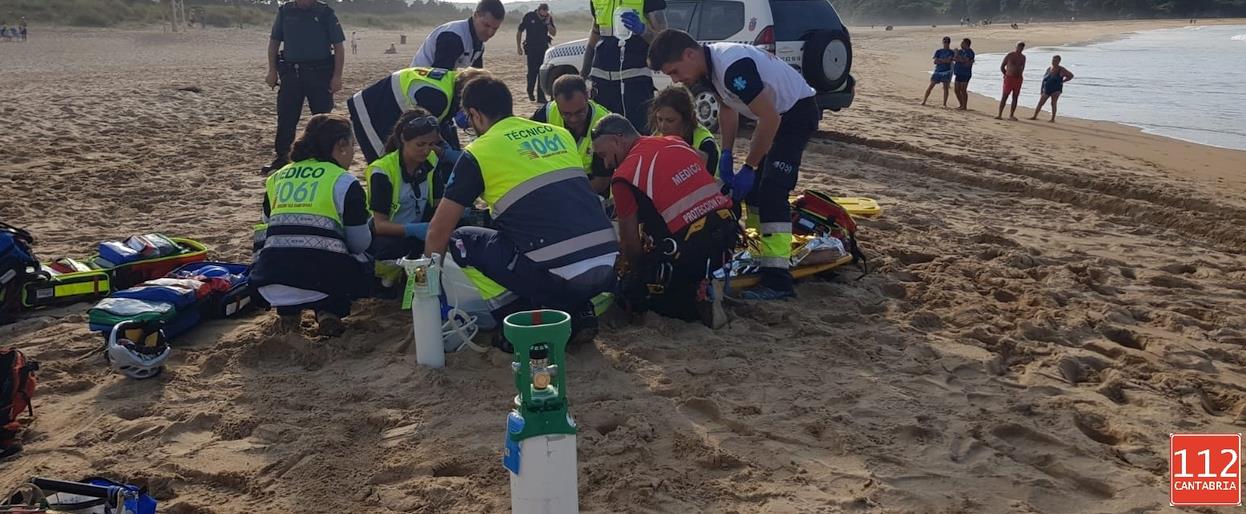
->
[525, 48, 547, 102]
[275, 61, 334, 165]
[591, 42, 653, 133]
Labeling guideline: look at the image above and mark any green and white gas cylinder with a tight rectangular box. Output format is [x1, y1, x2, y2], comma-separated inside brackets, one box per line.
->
[398, 256, 444, 368]
[502, 310, 579, 514]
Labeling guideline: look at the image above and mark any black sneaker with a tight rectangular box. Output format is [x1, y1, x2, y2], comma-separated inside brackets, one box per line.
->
[569, 304, 599, 345]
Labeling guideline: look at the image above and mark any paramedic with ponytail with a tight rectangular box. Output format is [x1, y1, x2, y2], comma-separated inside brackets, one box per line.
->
[591, 114, 736, 327]
[423, 77, 619, 348]
[252, 114, 372, 337]
[349, 67, 490, 159]
[367, 108, 454, 260]
[648, 29, 819, 300]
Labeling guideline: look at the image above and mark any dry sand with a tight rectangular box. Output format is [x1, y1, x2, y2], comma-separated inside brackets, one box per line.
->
[1, 19, 1245, 513]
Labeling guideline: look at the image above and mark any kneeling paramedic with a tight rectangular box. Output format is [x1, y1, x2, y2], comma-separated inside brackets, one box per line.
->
[252, 114, 372, 337]
[648, 29, 820, 300]
[348, 67, 489, 160]
[591, 114, 736, 327]
[423, 77, 619, 346]
[367, 108, 460, 264]
[531, 74, 613, 194]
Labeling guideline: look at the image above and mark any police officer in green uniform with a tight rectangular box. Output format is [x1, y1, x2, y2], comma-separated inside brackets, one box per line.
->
[348, 67, 490, 161]
[530, 74, 612, 194]
[264, 0, 346, 175]
[424, 77, 619, 347]
[252, 115, 372, 337]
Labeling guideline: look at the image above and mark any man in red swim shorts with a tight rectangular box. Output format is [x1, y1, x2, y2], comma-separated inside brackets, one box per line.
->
[996, 41, 1026, 120]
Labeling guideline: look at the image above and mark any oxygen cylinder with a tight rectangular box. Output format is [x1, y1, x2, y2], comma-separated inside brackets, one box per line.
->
[399, 256, 445, 368]
[502, 310, 579, 514]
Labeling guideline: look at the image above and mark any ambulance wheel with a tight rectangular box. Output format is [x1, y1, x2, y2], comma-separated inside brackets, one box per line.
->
[691, 83, 720, 132]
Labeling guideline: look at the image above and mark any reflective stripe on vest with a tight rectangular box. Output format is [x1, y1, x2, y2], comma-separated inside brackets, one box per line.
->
[524, 227, 617, 263]
[394, 67, 456, 120]
[263, 234, 349, 254]
[267, 213, 345, 236]
[263, 159, 351, 254]
[592, 0, 645, 39]
[588, 67, 652, 82]
[659, 181, 723, 225]
[466, 117, 585, 213]
[365, 150, 439, 220]
[544, 100, 610, 171]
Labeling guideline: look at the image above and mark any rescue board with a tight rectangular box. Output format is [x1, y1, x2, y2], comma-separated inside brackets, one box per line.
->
[726, 254, 855, 290]
[827, 197, 882, 218]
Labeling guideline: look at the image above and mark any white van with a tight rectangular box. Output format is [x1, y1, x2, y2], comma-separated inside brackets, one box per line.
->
[538, 0, 854, 130]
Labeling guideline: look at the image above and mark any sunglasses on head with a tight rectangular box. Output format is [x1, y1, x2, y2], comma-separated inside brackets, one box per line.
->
[402, 115, 439, 136]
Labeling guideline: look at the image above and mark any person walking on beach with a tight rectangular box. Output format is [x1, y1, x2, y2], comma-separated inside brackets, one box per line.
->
[263, 0, 346, 175]
[350, 31, 357, 55]
[921, 36, 955, 107]
[952, 38, 974, 110]
[517, 3, 556, 103]
[1030, 55, 1073, 122]
[995, 41, 1026, 120]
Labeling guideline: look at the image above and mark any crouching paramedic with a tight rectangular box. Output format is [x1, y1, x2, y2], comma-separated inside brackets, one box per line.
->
[591, 114, 736, 327]
[531, 74, 612, 194]
[367, 108, 459, 262]
[648, 29, 820, 300]
[251, 114, 372, 337]
[423, 77, 618, 346]
[348, 67, 489, 160]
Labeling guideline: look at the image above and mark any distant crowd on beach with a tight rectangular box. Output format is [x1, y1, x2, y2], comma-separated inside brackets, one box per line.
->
[921, 35, 1073, 122]
[0, 17, 28, 42]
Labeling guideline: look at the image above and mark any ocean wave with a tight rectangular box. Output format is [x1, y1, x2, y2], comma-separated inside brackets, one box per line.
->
[1231, 34, 1246, 41]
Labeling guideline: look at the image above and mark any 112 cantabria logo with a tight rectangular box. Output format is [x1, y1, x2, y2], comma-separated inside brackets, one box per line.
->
[1170, 433, 1241, 507]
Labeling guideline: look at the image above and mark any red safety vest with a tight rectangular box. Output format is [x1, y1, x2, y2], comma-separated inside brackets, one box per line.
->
[612, 136, 732, 234]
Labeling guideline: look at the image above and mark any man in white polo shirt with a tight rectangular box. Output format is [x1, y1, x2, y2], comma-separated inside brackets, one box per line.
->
[647, 29, 820, 300]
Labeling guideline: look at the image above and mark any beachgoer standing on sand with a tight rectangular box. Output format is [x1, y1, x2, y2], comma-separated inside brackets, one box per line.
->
[263, 0, 346, 175]
[921, 36, 955, 107]
[591, 114, 736, 328]
[517, 3, 556, 103]
[1030, 55, 1074, 122]
[423, 77, 618, 348]
[351, 31, 357, 55]
[411, 0, 504, 70]
[996, 41, 1026, 120]
[953, 38, 975, 110]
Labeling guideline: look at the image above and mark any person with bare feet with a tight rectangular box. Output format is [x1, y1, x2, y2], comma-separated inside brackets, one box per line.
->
[922, 36, 955, 107]
[1030, 55, 1073, 122]
[953, 38, 975, 110]
[996, 41, 1026, 120]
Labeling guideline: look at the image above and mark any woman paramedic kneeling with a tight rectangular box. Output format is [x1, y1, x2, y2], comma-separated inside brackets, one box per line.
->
[648, 85, 720, 176]
[251, 114, 373, 337]
[367, 108, 454, 261]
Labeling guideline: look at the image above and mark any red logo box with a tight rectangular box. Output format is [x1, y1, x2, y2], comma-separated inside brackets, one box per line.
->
[1170, 433, 1241, 507]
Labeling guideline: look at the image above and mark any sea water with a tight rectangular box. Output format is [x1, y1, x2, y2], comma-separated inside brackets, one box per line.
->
[968, 25, 1246, 151]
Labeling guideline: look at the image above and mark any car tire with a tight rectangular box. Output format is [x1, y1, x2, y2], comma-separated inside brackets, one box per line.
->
[802, 29, 852, 91]
[543, 65, 578, 100]
[691, 83, 720, 133]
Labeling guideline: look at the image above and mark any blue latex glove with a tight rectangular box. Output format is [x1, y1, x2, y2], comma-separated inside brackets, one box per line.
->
[717, 150, 734, 180]
[620, 11, 646, 37]
[730, 165, 756, 201]
[404, 222, 430, 240]
[453, 110, 469, 130]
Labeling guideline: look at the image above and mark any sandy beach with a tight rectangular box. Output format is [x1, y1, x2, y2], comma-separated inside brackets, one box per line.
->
[1, 17, 1245, 513]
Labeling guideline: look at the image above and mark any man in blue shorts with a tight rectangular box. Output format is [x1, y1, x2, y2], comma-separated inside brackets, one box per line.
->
[921, 36, 955, 107]
[953, 38, 975, 110]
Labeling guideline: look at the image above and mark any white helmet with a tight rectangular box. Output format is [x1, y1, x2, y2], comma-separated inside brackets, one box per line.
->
[105, 321, 170, 380]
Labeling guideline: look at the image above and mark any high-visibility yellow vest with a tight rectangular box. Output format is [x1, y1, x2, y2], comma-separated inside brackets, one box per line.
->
[544, 99, 610, 171]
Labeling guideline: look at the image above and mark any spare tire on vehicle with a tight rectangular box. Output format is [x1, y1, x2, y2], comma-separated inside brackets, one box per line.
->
[802, 29, 852, 91]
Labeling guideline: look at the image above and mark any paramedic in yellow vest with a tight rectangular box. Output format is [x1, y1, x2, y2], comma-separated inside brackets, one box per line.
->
[530, 74, 612, 194]
[424, 77, 619, 348]
[649, 30, 821, 300]
[581, 0, 666, 133]
[649, 85, 719, 176]
[252, 114, 372, 337]
[347, 67, 490, 160]
[366, 108, 461, 261]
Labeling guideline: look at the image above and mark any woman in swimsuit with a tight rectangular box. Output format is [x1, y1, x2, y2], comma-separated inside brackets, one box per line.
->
[1031, 55, 1074, 122]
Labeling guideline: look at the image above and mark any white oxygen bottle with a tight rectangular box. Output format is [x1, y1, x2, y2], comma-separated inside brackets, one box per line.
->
[399, 256, 445, 368]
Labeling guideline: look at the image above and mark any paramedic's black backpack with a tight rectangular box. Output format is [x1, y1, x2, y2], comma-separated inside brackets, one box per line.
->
[0, 222, 41, 325]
